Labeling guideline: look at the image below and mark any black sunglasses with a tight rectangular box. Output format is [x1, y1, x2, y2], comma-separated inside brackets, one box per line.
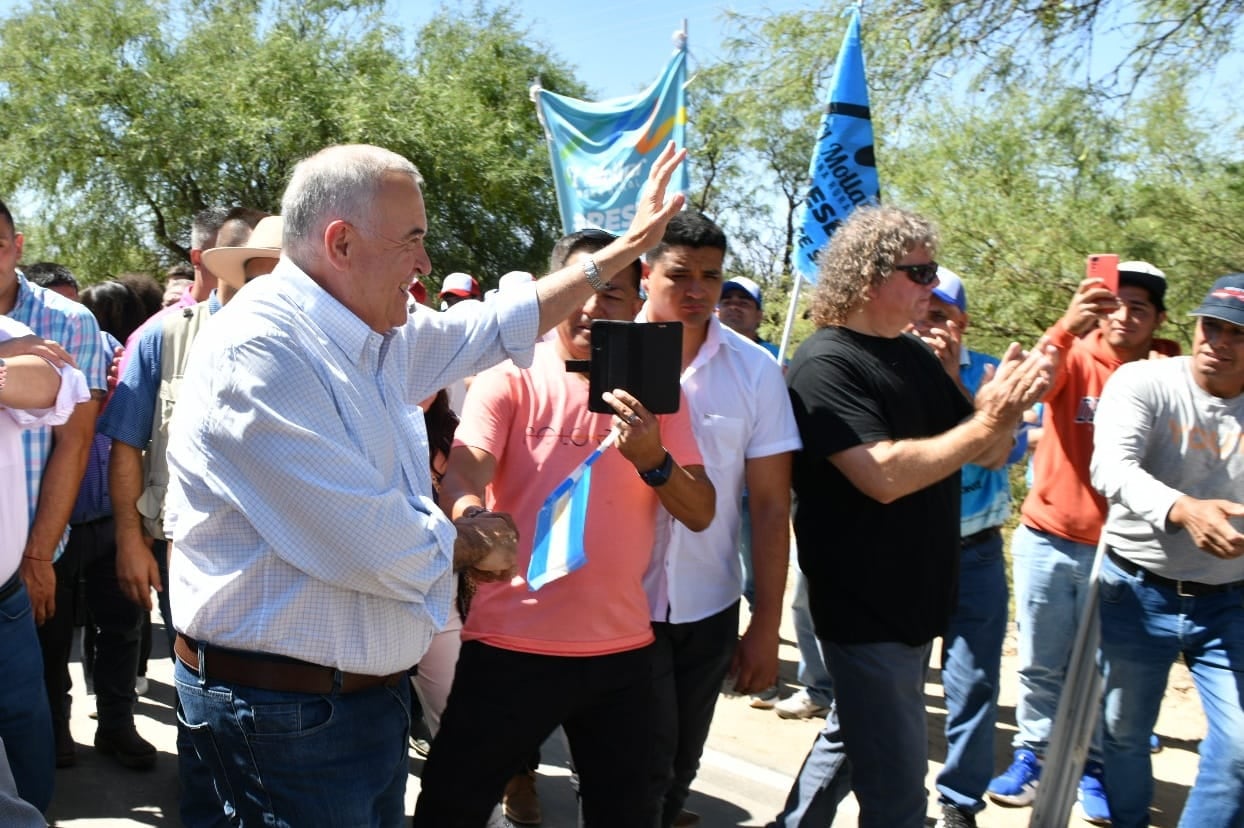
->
[894, 262, 939, 285]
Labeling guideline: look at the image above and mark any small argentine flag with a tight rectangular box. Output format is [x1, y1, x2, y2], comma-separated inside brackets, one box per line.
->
[527, 429, 619, 591]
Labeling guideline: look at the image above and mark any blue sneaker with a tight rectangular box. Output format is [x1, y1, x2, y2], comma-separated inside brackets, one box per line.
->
[1077, 761, 1111, 824]
[987, 748, 1042, 806]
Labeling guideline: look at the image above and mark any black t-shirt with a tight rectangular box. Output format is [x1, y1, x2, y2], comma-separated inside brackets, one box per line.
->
[786, 326, 974, 646]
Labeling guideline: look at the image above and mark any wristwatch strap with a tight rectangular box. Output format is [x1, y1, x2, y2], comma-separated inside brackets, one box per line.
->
[639, 451, 674, 487]
[582, 256, 607, 292]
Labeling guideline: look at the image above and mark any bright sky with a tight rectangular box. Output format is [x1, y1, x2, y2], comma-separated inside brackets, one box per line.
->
[395, 0, 812, 100]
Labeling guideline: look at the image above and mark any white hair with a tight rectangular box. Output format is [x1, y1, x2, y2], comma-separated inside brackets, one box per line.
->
[280, 144, 423, 263]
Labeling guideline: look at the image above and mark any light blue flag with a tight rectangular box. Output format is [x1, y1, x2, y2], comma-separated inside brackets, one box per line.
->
[793, 7, 879, 282]
[534, 47, 688, 234]
[526, 430, 618, 591]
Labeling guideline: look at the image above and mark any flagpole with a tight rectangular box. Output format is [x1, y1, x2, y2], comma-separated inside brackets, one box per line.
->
[780, 4, 877, 364]
[777, 274, 803, 364]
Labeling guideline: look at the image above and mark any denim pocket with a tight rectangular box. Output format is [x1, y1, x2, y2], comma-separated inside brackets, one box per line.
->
[176, 699, 237, 809]
[1099, 558, 1135, 605]
[244, 696, 335, 740]
[0, 586, 32, 623]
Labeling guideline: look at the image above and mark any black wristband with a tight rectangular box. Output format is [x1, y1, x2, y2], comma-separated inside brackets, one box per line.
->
[638, 451, 674, 487]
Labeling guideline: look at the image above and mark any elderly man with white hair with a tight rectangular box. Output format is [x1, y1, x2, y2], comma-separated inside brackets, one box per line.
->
[163, 142, 687, 825]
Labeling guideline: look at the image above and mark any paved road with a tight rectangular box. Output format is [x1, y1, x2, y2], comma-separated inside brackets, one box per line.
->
[43, 568, 1203, 827]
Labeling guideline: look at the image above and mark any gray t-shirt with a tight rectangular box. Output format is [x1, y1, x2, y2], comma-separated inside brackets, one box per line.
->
[1092, 357, 1244, 583]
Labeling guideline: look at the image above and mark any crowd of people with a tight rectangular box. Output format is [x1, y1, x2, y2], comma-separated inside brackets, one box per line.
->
[0, 140, 1240, 828]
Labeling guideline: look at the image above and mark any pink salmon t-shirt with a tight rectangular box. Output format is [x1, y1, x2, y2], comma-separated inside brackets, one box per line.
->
[456, 344, 702, 656]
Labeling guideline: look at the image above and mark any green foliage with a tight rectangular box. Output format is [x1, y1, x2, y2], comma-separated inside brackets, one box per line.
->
[0, 0, 582, 289]
[688, 2, 1244, 359]
[882, 73, 1243, 357]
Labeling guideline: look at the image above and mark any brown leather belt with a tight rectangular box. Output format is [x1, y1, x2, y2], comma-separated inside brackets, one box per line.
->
[175, 633, 403, 695]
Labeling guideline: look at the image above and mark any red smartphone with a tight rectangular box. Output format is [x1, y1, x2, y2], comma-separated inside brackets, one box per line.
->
[1087, 253, 1120, 294]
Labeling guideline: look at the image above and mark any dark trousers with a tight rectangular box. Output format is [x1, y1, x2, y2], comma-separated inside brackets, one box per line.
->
[151, 539, 175, 658]
[649, 601, 740, 827]
[414, 640, 659, 828]
[36, 517, 143, 734]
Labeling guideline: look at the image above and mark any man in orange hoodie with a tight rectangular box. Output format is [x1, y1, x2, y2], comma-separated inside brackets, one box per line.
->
[987, 261, 1169, 825]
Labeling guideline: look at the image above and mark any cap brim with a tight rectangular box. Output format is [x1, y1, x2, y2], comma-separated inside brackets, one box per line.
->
[201, 246, 281, 290]
[439, 289, 473, 298]
[720, 285, 760, 307]
[1190, 308, 1244, 325]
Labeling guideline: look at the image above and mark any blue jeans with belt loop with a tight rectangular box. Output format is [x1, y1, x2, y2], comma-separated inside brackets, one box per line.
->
[175, 653, 411, 827]
[1099, 554, 1244, 828]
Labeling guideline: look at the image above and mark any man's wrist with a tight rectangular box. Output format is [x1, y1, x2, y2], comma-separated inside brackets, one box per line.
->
[582, 256, 607, 292]
[638, 451, 674, 487]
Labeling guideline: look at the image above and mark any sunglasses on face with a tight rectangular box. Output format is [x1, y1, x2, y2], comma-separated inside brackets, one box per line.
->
[893, 262, 939, 285]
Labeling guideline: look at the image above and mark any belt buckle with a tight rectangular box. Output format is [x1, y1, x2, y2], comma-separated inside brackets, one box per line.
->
[1176, 580, 1195, 598]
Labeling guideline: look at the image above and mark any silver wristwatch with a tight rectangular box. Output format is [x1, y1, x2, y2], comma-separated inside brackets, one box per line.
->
[582, 256, 607, 292]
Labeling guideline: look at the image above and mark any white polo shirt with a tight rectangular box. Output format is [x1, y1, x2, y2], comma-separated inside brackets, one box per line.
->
[640, 312, 802, 623]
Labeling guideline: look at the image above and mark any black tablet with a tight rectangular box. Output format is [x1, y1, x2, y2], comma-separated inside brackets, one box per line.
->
[586, 320, 682, 414]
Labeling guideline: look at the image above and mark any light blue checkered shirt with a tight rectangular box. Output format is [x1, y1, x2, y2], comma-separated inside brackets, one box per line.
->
[165, 259, 539, 674]
[6, 274, 107, 559]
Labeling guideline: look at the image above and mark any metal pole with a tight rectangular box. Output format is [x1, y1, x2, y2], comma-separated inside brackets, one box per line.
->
[777, 274, 804, 365]
[1029, 534, 1108, 827]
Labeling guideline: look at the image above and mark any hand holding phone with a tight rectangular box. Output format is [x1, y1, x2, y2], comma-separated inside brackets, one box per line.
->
[1087, 253, 1120, 294]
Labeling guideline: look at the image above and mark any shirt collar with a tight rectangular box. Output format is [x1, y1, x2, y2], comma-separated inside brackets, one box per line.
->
[279, 259, 382, 366]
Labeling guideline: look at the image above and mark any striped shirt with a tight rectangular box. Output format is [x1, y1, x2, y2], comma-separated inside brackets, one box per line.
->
[165, 258, 540, 674]
[5, 274, 107, 559]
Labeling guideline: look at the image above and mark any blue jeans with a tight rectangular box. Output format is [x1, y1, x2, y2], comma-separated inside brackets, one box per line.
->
[0, 577, 54, 812]
[1011, 523, 1103, 758]
[1099, 555, 1244, 828]
[791, 572, 834, 708]
[175, 657, 411, 827]
[771, 640, 932, 828]
[936, 530, 1008, 814]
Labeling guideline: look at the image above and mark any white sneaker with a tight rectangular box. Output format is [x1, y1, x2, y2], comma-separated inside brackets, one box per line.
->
[774, 689, 829, 720]
[134, 676, 150, 696]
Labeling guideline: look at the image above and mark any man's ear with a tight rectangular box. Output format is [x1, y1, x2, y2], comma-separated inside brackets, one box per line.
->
[324, 220, 353, 272]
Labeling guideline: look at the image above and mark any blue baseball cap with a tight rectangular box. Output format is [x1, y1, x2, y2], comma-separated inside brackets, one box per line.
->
[1191, 273, 1244, 327]
[931, 266, 966, 312]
